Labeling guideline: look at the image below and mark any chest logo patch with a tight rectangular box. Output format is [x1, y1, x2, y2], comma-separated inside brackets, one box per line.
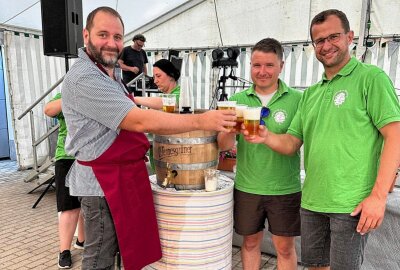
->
[333, 90, 348, 107]
[273, 110, 287, 124]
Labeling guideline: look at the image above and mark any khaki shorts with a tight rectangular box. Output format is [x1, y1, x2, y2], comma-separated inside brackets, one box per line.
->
[233, 189, 301, 236]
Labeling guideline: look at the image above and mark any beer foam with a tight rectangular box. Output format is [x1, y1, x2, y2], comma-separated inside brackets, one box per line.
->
[244, 108, 261, 120]
[217, 101, 236, 108]
[235, 105, 247, 117]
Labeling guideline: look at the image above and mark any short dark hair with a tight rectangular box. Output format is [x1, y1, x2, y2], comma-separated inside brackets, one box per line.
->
[310, 9, 350, 40]
[153, 59, 180, 81]
[252, 38, 283, 60]
[132, 34, 146, 42]
[86, 6, 124, 32]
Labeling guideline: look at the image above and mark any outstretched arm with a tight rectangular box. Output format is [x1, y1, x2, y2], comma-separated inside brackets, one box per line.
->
[119, 107, 237, 135]
[243, 125, 302, 155]
[134, 97, 163, 110]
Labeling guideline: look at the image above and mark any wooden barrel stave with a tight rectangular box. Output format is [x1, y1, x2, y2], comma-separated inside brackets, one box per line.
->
[153, 130, 218, 190]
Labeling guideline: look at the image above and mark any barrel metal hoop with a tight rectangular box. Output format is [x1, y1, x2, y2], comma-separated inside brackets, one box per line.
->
[174, 184, 204, 190]
[154, 160, 218, 170]
[153, 135, 217, 145]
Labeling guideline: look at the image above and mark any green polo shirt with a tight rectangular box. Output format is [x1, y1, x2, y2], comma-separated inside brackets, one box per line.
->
[170, 85, 180, 97]
[230, 80, 302, 195]
[288, 57, 400, 213]
[50, 93, 74, 161]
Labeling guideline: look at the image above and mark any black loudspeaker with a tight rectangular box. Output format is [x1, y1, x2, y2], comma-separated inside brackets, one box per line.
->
[40, 0, 83, 57]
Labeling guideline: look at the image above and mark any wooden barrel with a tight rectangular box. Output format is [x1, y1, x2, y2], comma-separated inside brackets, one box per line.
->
[153, 130, 218, 190]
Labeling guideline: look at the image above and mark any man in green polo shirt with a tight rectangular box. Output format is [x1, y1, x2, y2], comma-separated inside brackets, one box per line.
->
[244, 10, 400, 269]
[218, 38, 302, 269]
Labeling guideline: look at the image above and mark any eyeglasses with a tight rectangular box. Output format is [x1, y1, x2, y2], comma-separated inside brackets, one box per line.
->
[260, 107, 270, 125]
[312, 32, 345, 48]
[135, 41, 145, 48]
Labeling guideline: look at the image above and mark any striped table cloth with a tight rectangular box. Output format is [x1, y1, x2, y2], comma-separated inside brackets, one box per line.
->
[146, 175, 234, 269]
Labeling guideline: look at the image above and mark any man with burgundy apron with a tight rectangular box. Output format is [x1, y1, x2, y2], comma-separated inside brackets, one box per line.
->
[61, 7, 236, 270]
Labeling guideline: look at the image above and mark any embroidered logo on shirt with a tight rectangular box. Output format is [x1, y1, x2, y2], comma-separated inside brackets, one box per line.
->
[273, 110, 287, 124]
[333, 90, 348, 107]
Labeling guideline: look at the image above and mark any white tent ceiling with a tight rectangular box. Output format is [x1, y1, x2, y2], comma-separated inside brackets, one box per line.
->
[0, 0, 187, 33]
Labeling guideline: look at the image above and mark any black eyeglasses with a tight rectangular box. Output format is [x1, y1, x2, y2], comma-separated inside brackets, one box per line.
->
[135, 41, 145, 48]
[312, 32, 345, 48]
[260, 107, 270, 125]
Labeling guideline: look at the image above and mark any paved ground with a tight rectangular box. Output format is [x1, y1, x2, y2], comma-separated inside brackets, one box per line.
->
[0, 159, 305, 269]
[0, 159, 83, 269]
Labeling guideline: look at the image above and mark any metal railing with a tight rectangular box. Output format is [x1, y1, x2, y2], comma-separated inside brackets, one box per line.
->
[17, 76, 64, 172]
[17, 68, 165, 173]
[126, 72, 146, 97]
[16, 73, 156, 172]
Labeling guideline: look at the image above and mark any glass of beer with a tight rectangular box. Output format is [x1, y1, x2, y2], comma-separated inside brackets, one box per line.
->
[243, 107, 262, 136]
[217, 101, 237, 131]
[204, 168, 219, 192]
[235, 104, 247, 132]
[161, 94, 177, 113]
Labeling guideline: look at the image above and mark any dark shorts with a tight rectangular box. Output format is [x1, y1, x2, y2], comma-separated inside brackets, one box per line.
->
[234, 189, 301, 237]
[300, 208, 368, 269]
[55, 159, 80, 212]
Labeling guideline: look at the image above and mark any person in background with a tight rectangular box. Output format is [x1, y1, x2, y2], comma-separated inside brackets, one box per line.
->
[134, 58, 182, 173]
[133, 58, 181, 109]
[243, 9, 400, 269]
[44, 94, 85, 269]
[218, 38, 302, 270]
[153, 58, 181, 95]
[118, 33, 148, 96]
[61, 7, 236, 270]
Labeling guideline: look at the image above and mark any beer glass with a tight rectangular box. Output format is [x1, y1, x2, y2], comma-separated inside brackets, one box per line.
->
[162, 94, 177, 113]
[217, 101, 236, 131]
[204, 168, 219, 192]
[243, 107, 262, 136]
[235, 104, 248, 132]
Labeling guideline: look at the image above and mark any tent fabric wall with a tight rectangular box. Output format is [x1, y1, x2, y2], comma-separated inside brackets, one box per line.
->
[146, 39, 400, 111]
[3, 14, 399, 170]
[4, 30, 65, 169]
[129, 0, 400, 98]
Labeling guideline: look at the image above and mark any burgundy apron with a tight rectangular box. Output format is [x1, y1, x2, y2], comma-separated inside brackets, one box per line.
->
[78, 91, 161, 268]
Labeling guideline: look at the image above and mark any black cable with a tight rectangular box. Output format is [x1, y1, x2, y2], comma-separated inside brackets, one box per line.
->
[213, 0, 224, 46]
[209, 68, 221, 109]
[237, 77, 252, 85]
[228, 68, 237, 81]
[229, 69, 237, 94]
[361, 0, 372, 62]
[1, 1, 40, 25]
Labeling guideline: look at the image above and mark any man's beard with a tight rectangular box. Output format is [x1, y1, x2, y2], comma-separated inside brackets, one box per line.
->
[87, 39, 120, 68]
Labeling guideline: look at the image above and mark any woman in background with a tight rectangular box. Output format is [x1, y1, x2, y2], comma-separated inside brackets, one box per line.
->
[134, 59, 181, 174]
[134, 58, 180, 108]
[153, 58, 180, 96]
